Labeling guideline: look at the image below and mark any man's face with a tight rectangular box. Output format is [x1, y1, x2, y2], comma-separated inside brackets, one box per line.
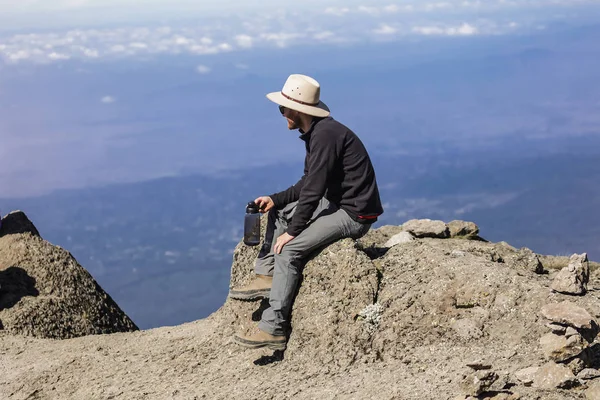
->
[280, 106, 300, 130]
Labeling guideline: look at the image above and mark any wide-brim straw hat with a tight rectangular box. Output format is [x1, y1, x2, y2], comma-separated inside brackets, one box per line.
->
[266, 74, 330, 118]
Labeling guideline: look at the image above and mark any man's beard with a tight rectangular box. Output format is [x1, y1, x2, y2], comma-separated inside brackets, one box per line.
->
[287, 114, 301, 130]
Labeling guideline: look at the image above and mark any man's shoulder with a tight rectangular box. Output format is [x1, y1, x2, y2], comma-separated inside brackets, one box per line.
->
[314, 117, 352, 136]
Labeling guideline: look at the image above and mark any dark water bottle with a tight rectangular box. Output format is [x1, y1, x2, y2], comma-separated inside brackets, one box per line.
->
[244, 201, 261, 246]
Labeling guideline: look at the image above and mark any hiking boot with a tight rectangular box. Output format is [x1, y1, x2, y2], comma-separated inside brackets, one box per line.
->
[234, 329, 287, 350]
[228, 275, 272, 301]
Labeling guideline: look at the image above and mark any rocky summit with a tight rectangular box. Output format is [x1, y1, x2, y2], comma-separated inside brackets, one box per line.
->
[0, 211, 138, 339]
[2, 213, 600, 399]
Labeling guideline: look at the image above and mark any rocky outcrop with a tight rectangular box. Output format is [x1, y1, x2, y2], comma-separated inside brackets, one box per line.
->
[219, 218, 600, 398]
[2, 216, 600, 400]
[0, 211, 138, 339]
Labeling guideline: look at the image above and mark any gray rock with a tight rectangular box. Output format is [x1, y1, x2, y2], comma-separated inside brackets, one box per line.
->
[551, 253, 590, 295]
[0, 210, 40, 237]
[515, 366, 539, 386]
[532, 362, 578, 389]
[541, 301, 596, 330]
[539, 332, 587, 362]
[452, 318, 483, 340]
[568, 356, 588, 375]
[566, 326, 579, 337]
[466, 360, 492, 370]
[383, 231, 415, 248]
[448, 220, 479, 239]
[512, 248, 544, 274]
[586, 381, 600, 400]
[0, 215, 138, 339]
[451, 250, 467, 257]
[578, 368, 600, 380]
[228, 232, 380, 367]
[546, 323, 567, 334]
[401, 219, 449, 238]
[460, 370, 498, 396]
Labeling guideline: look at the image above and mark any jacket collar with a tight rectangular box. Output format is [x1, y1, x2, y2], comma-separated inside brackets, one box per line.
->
[299, 117, 328, 141]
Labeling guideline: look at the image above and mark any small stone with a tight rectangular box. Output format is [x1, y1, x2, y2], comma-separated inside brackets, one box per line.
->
[448, 220, 479, 239]
[568, 356, 587, 375]
[515, 366, 538, 386]
[578, 368, 600, 380]
[452, 318, 483, 340]
[551, 253, 590, 295]
[466, 360, 492, 370]
[451, 250, 467, 257]
[383, 231, 415, 248]
[532, 362, 578, 389]
[539, 332, 587, 362]
[546, 323, 567, 334]
[541, 301, 596, 330]
[460, 370, 498, 396]
[488, 372, 511, 392]
[401, 219, 449, 238]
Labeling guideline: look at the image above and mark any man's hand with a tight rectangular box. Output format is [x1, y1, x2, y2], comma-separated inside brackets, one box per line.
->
[274, 233, 295, 254]
[254, 196, 275, 213]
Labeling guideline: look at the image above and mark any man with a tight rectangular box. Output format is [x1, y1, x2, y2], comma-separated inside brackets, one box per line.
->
[230, 74, 383, 350]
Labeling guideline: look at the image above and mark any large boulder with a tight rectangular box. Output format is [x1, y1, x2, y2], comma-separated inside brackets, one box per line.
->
[0, 211, 138, 339]
[224, 227, 379, 367]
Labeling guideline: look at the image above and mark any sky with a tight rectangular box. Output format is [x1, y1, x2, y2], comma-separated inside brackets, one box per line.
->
[1, 0, 600, 63]
[1, 0, 600, 197]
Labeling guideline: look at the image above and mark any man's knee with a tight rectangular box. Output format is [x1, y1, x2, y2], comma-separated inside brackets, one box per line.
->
[275, 248, 304, 270]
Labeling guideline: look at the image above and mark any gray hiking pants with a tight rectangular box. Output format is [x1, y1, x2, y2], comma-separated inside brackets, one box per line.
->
[255, 198, 371, 336]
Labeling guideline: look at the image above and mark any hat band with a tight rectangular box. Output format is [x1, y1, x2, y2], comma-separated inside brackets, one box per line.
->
[281, 91, 319, 106]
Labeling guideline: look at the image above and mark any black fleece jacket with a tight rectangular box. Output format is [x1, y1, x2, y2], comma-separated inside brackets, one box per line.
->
[270, 116, 384, 237]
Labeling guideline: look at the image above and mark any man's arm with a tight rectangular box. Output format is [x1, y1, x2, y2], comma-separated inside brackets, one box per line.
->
[286, 132, 339, 236]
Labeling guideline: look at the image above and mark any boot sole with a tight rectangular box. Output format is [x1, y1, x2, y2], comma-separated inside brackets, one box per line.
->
[234, 335, 287, 351]
[228, 289, 270, 301]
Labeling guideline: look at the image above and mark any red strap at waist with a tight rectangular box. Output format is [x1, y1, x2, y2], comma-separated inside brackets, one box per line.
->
[358, 215, 379, 220]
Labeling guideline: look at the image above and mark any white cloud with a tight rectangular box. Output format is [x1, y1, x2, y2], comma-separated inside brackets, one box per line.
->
[324, 7, 350, 16]
[373, 24, 397, 35]
[452, 23, 478, 35]
[7, 50, 30, 62]
[313, 31, 335, 40]
[235, 34, 253, 49]
[383, 4, 401, 13]
[48, 52, 70, 60]
[424, 2, 452, 11]
[358, 6, 380, 15]
[412, 26, 445, 35]
[413, 23, 479, 36]
[0, 1, 584, 65]
[235, 63, 249, 70]
[83, 48, 99, 57]
[196, 65, 211, 74]
[260, 32, 306, 48]
[101, 96, 116, 104]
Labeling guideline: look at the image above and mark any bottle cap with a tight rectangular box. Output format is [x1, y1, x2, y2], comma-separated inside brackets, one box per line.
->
[246, 201, 260, 214]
